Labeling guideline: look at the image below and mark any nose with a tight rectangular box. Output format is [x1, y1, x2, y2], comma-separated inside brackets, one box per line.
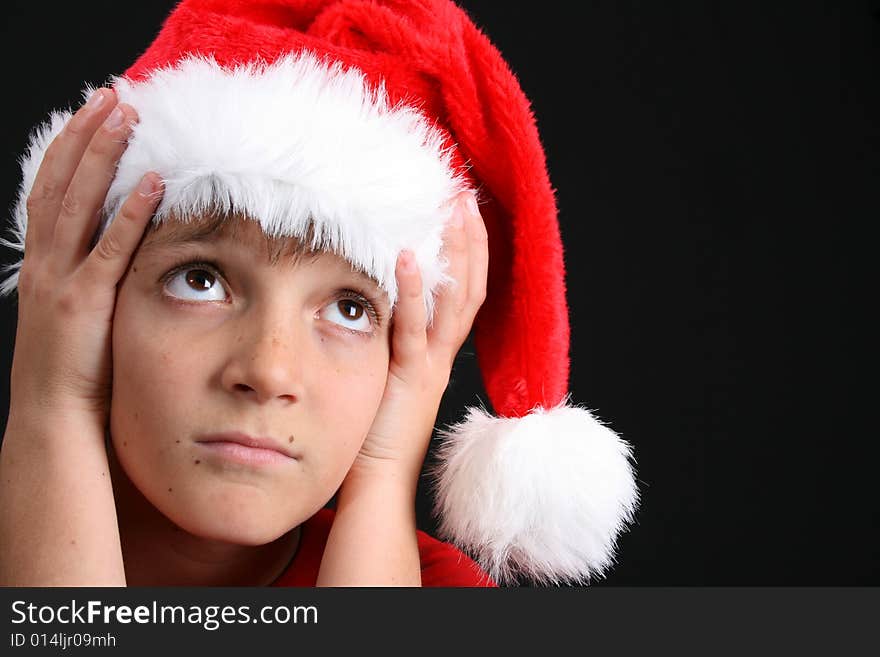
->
[220, 312, 304, 405]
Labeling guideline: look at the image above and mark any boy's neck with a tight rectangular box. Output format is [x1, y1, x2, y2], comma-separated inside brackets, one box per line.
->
[107, 443, 301, 586]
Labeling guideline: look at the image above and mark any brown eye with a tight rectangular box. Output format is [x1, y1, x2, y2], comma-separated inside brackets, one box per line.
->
[321, 294, 373, 334]
[338, 299, 364, 321]
[165, 265, 228, 302]
[186, 269, 215, 291]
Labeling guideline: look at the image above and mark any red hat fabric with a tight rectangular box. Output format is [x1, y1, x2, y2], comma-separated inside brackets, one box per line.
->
[0, 0, 639, 585]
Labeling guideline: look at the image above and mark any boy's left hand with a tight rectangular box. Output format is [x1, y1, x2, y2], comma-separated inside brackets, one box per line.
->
[347, 191, 488, 488]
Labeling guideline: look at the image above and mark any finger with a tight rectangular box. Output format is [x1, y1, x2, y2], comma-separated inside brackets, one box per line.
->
[390, 249, 428, 369]
[51, 102, 139, 276]
[464, 194, 489, 313]
[427, 192, 470, 349]
[79, 173, 163, 288]
[24, 88, 118, 257]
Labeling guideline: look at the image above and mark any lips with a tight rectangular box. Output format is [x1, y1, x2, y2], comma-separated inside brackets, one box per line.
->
[195, 431, 298, 460]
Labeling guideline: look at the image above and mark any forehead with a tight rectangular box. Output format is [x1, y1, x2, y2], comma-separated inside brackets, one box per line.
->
[141, 211, 310, 260]
[139, 212, 385, 294]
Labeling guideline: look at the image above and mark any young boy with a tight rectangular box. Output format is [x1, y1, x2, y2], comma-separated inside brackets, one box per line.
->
[0, 0, 639, 587]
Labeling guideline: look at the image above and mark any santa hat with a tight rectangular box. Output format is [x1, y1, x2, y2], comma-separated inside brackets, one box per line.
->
[0, 0, 639, 585]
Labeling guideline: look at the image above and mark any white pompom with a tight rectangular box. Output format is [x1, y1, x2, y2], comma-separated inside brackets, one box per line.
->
[429, 398, 639, 585]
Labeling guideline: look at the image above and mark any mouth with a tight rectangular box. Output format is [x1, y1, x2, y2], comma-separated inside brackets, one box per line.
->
[195, 431, 299, 466]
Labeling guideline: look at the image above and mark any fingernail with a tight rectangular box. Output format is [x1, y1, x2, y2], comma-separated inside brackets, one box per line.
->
[86, 89, 106, 111]
[104, 106, 125, 130]
[137, 175, 156, 197]
[465, 193, 479, 217]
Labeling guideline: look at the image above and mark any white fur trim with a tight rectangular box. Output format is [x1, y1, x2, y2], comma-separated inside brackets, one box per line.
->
[430, 399, 640, 585]
[1, 53, 473, 319]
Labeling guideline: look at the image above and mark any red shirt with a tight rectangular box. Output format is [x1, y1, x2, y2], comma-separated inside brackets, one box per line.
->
[271, 508, 497, 587]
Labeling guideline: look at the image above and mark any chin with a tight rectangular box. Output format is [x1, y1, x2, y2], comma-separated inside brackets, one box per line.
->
[191, 523, 287, 547]
[181, 481, 312, 543]
[166, 498, 298, 546]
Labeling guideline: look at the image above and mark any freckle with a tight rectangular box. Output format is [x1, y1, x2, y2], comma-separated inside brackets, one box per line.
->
[123, 441, 128, 447]
[71, 540, 76, 545]
[194, 460, 201, 465]
[134, 412, 139, 420]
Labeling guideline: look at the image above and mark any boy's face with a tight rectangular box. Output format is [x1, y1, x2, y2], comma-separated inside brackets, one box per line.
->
[110, 213, 392, 545]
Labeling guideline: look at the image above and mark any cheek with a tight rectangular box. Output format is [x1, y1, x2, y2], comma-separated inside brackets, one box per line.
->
[307, 342, 389, 472]
[109, 283, 203, 464]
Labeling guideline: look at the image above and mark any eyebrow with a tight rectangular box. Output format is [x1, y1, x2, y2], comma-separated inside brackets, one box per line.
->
[140, 217, 390, 308]
[140, 219, 236, 253]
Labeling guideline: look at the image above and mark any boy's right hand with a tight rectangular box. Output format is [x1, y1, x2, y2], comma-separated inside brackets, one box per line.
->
[8, 88, 162, 428]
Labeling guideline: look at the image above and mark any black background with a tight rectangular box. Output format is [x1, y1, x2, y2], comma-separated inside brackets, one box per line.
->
[0, 1, 876, 585]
